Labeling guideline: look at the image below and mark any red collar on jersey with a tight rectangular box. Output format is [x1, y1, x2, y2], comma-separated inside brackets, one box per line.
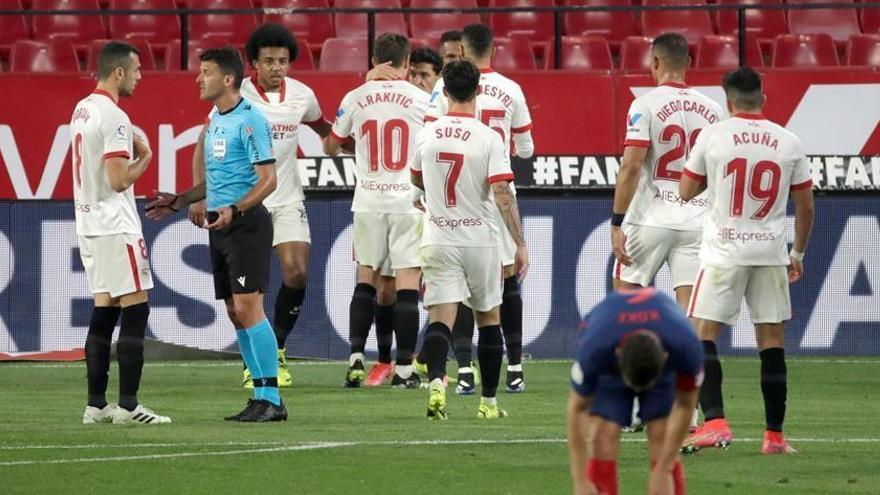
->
[479, 68, 495, 74]
[446, 111, 475, 118]
[373, 77, 406, 81]
[92, 88, 118, 104]
[249, 74, 286, 103]
[733, 112, 766, 120]
[660, 81, 689, 89]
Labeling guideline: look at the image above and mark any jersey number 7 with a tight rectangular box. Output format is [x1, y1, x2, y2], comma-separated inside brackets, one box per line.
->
[436, 152, 464, 207]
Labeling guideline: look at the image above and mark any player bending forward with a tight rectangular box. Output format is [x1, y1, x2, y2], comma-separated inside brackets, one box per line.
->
[679, 67, 814, 455]
[412, 59, 528, 420]
[568, 289, 703, 495]
[73, 41, 169, 425]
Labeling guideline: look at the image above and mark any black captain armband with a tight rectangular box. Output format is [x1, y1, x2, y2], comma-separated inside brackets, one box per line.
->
[611, 212, 625, 227]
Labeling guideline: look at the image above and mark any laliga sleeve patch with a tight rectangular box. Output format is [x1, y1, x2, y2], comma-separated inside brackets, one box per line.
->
[570, 362, 584, 386]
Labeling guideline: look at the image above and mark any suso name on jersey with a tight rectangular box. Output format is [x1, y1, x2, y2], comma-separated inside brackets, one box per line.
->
[435, 126, 472, 142]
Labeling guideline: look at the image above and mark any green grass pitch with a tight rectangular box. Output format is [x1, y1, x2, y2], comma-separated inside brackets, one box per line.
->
[1, 358, 878, 494]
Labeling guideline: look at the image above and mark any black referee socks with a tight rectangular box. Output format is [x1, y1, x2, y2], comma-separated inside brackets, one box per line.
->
[760, 347, 788, 432]
[349, 283, 376, 355]
[452, 304, 475, 369]
[375, 303, 395, 364]
[118, 302, 149, 412]
[273, 284, 305, 349]
[478, 325, 504, 398]
[394, 290, 419, 366]
[423, 322, 451, 381]
[699, 340, 726, 421]
[500, 276, 523, 366]
[85, 306, 120, 408]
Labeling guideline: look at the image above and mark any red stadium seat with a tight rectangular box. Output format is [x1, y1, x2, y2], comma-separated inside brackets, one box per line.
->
[410, 0, 480, 41]
[846, 34, 880, 67]
[85, 39, 157, 71]
[489, 0, 555, 40]
[10, 40, 80, 72]
[564, 0, 639, 54]
[334, 0, 408, 39]
[771, 33, 838, 67]
[263, 0, 335, 53]
[108, 0, 181, 45]
[695, 35, 763, 68]
[641, 0, 714, 47]
[788, 0, 860, 49]
[620, 35, 653, 70]
[544, 35, 613, 70]
[187, 0, 258, 45]
[860, 7, 880, 35]
[31, 0, 107, 45]
[165, 39, 243, 71]
[492, 35, 536, 70]
[319, 38, 369, 71]
[291, 35, 316, 70]
[716, 0, 788, 52]
[0, 1, 29, 66]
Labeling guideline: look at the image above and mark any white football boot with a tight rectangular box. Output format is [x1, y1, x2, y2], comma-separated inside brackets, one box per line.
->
[112, 404, 171, 425]
[82, 404, 115, 424]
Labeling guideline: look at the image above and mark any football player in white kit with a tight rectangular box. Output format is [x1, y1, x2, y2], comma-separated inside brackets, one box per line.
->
[72, 41, 170, 425]
[189, 25, 334, 389]
[426, 23, 535, 394]
[611, 32, 723, 431]
[324, 34, 430, 389]
[412, 59, 529, 420]
[680, 67, 814, 455]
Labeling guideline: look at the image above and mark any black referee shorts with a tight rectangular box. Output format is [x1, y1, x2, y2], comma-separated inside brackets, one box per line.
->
[208, 204, 273, 301]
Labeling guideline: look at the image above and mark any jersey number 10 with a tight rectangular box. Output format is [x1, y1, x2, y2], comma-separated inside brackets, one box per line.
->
[361, 119, 409, 172]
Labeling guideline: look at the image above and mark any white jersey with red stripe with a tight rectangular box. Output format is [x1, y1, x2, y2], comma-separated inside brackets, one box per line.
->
[427, 69, 533, 159]
[70, 89, 141, 236]
[330, 79, 429, 214]
[240, 75, 323, 207]
[411, 112, 513, 248]
[683, 113, 813, 266]
[623, 82, 724, 231]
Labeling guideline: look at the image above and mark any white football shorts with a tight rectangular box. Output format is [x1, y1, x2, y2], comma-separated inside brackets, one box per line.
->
[688, 264, 792, 325]
[267, 201, 311, 246]
[614, 224, 701, 289]
[78, 232, 154, 298]
[353, 212, 422, 271]
[421, 245, 502, 312]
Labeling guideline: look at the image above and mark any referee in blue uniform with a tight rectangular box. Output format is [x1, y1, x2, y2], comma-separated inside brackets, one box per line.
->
[147, 47, 286, 422]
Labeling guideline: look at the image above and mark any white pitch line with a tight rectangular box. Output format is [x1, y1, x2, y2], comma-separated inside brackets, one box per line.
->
[0, 441, 284, 450]
[2, 437, 878, 467]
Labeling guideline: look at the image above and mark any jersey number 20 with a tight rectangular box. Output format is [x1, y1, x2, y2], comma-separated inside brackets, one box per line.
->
[655, 125, 701, 181]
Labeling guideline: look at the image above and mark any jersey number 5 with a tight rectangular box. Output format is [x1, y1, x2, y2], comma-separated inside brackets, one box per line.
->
[436, 152, 464, 207]
[655, 125, 701, 181]
[361, 119, 409, 173]
[725, 158, 781, 220]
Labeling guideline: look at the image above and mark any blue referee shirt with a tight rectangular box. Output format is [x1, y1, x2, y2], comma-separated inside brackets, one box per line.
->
[571, 289, 704, 397]
[204, 97, 275, 211]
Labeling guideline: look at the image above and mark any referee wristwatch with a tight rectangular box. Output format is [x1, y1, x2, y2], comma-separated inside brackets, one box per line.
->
[230, 204, 244, 218]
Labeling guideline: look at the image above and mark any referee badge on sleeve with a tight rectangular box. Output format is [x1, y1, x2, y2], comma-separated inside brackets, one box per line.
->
[213, 138, 226, 160]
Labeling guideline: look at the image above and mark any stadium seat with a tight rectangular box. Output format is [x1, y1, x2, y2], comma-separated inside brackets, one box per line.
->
[409, 0, 480, 41]
[620, 35, 653, 70]
[489, 0, 555, 40]
[492, 35, 537, 70]
[563, 0, 639, 55]
[696, 35, 764, 68]
[319, 38, 369, 71]
[10, 40, 80, 72]
[860, 7, 880, 34]
[0, 1, 29, 67]
[108, 0, 181, 45]
[334, 0, 408, 39]
[262, 0, 335, 54]
[846, 34, 880, 67]
[187, 0, 258, 45]
[85, 39, 157, 71]
[715, 0, 788, 52]
[31, 0, 107, 45]
[641, 0, 714, 47]
[165, 39, 234, 71]
[771, 33, 838, 67]
[291, 35, 316, 70]
[787, 0, 860, 49]
[543, 35, 613, 70]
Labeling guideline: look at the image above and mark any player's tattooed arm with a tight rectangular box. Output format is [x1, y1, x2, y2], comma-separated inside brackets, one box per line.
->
[492, 180, 530, 280]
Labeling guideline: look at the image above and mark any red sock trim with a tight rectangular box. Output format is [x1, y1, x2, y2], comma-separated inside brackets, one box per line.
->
[586, 459, 618, 495]
[673, 461, 685, 495]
